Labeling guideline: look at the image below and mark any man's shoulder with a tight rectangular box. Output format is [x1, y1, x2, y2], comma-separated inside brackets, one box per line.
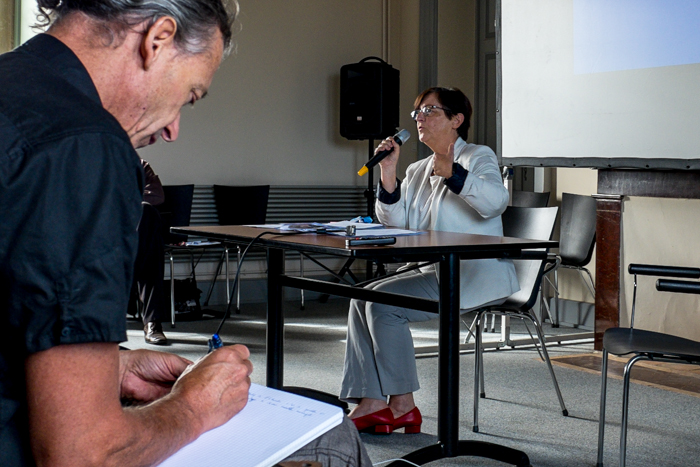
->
[0, 45, 129, 154]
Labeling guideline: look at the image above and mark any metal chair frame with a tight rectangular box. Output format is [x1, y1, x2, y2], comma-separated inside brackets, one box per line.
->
[468, 206, 568, 433]
[597, 263, 700, 467]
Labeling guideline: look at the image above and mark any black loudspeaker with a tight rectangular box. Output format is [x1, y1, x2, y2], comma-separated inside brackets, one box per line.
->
[340, 57, 399, 140]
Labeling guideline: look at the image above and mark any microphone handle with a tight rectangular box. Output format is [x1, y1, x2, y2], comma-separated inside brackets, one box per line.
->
[358, 135, 402, 176]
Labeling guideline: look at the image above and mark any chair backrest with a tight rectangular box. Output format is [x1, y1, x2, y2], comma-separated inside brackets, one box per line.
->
[500, 206, 559, 311]
[559, 192, 596, 267]
[511, 190, 550, 208]
[157, 185, 195, 244]
[213, 185, 270, 225]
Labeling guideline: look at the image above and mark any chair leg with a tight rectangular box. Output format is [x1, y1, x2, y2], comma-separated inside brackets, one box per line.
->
[620, 355, 645, 467]
[473, 310, 484, 433]
[236, 246, 241, 313]
[299, 253, 305, 310]
[525, 312, 568, 416]
[169, 252, 175, 328]
[499, 315, 511, 346]
[552, 269, 560, 327]
[596, 349, 609, 467]
[462, 313, 479, 344]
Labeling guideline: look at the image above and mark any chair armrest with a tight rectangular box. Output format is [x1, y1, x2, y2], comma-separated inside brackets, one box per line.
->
[628, 263, 700, 279]
[656, 279, 700, 295]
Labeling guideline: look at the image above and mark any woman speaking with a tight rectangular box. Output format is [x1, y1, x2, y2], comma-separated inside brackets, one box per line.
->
[340, 87, 518, 434]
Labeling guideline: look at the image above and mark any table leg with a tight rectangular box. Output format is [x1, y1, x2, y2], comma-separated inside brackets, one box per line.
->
[387, 253, 531, 466]
[438, 252, 461, 453]
[267, 247, 284, 389]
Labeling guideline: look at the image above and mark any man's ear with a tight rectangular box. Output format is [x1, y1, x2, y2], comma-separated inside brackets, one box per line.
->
[140, 16, 178, 70]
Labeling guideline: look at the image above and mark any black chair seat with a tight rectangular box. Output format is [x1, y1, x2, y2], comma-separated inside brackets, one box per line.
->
[603, 327, 700, 361]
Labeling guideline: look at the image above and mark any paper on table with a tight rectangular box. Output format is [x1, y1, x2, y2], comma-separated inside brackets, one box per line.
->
[158, 384, 343, 467]
[246, 223, 344, 232]
[324, 220, 384, 230]
[329, 228, 423, 237]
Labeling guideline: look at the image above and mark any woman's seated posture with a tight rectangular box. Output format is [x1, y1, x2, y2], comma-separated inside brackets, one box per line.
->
[340, 87, 519, 434]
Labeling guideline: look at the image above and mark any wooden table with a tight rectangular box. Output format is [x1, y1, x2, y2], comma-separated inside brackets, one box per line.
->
[172, 225, 556, 467]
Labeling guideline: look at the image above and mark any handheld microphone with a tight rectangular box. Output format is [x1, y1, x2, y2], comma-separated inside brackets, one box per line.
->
[358, 129, 411, 176]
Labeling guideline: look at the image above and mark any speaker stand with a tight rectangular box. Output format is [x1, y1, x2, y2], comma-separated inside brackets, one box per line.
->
[363, 139, 386, 279]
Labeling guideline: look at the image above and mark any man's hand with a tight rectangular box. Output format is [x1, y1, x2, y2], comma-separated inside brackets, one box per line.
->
[27, 343, 254, 467]
[169, 345, 253, 433]
[119, 349, 192, 403]
[433, 143, 455, 178]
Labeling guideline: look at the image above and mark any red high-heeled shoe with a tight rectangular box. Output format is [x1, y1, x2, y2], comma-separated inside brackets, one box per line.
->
[351, 408, 395, 434]
[393, 407, 422, 434]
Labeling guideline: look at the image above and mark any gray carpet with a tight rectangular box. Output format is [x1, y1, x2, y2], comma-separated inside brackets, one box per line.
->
[125, 299, 700, 467]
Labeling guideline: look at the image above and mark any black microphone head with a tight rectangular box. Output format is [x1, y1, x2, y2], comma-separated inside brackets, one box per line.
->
[394, 129, 411, 146]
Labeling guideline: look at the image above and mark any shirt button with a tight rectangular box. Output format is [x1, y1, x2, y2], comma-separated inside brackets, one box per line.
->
[61, 327, 70, 337]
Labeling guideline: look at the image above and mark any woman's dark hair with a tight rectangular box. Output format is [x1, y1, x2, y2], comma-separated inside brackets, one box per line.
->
[414, 87, 472, 141]
[36, 0, 238, 56]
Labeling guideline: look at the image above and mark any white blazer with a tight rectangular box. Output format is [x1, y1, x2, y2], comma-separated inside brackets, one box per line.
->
[376, 137, 519, 310]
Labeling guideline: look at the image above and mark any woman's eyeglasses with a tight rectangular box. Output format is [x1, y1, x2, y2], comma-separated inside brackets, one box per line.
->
[410, 105, 449, 121]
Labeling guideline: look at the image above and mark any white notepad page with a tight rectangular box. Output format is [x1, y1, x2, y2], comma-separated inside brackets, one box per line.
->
[158, 384, 344, 467]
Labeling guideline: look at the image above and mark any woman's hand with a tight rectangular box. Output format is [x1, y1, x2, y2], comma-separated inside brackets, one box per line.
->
[376, 136, 400, 193]
[433, 143, 455, 178]
[376, 136, 401, 169]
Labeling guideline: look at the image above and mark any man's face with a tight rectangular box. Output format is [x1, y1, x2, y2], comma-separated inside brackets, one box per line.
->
[129, 33, 224, 149]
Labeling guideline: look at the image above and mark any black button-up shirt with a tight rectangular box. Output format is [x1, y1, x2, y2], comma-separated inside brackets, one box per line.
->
[0, 34, 144, 466]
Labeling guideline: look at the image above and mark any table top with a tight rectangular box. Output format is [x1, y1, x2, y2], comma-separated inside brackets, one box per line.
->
[172, 225, 557, 262]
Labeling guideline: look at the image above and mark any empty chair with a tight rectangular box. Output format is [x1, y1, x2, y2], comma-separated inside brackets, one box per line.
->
[158, 185, 195, 245]
[597, 263, 700, 467]
[511, 190, 550, 208]
[478, 190, 550, 334]
[541, 192, 597, 327]
[157, 185, 221, 326]
[213, 185, 270, 312]
[471, 206, 568, 433]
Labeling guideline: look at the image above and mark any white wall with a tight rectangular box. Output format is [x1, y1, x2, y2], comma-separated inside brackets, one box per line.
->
[140, 0, 394, 186]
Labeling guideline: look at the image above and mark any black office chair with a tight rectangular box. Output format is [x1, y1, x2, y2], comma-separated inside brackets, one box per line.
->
[471, 206, 568, 433]
[159, 185, 194, 245]
[541, 192, 597, 327]
[480, 190, 551, 334]
[212, 185, 270, 312]
[597, 263, 700, 467]
[157, 185, 218, 326]
[511, 190, 550, 208]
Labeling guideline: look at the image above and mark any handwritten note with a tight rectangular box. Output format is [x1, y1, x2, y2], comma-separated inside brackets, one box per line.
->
[158, 384, 343, 467]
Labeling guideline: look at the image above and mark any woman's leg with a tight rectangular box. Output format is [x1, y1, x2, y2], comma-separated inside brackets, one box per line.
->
[340, 270, 439, 417]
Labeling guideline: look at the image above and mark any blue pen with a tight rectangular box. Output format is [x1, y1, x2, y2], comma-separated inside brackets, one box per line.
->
[350, 216, 373, 223]
[208, 333, 223, 352]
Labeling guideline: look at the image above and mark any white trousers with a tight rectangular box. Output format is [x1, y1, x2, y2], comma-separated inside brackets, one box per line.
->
[339, 269, 440, 403]
[339, 269, 505, 403]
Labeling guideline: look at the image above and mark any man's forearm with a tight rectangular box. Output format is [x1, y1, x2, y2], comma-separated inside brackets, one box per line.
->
[27, 343, 252, 467]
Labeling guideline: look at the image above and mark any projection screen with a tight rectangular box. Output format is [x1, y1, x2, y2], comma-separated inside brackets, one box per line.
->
[499, 0, 700, 169]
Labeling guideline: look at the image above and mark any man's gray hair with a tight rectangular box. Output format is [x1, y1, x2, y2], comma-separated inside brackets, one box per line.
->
[36, 0, 238, 55]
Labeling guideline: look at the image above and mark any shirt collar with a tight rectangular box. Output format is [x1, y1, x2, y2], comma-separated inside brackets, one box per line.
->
[453, 137, 467, 160]
[18, 33, 102, 106]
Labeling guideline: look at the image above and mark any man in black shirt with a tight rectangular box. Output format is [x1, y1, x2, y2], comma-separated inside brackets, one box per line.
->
[0, 1, 370, 466]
